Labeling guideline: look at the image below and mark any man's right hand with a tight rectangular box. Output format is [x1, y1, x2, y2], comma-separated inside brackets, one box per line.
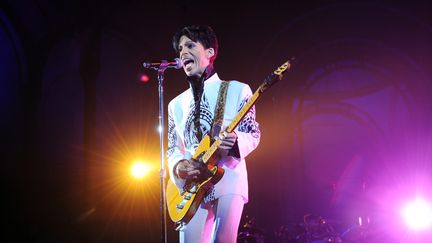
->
[175, 159, 202, 179]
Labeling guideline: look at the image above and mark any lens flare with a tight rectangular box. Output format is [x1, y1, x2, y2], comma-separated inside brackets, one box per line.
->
[130, 160, 152, 179]
[401, 198, 432, 231]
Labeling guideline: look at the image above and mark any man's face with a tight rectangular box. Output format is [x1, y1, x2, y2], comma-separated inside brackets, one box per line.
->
[178, 35, 214, 78]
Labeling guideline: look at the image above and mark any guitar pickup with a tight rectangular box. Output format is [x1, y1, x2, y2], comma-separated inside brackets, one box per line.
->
[176, 204, 184, 209]
[184, 195, 191, 200]
[189, 185, 197, 193]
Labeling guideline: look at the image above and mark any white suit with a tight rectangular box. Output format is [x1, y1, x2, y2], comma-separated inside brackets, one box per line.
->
[167, 73, 260, 242]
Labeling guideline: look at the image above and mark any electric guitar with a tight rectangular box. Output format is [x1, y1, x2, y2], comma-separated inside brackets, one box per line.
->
[166, 60, 293, 225]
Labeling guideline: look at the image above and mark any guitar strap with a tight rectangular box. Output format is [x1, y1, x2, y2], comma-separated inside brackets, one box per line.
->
[211, 81, 229, 138]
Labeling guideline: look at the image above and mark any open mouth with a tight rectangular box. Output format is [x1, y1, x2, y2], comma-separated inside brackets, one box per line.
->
[182, 58, 194, 69]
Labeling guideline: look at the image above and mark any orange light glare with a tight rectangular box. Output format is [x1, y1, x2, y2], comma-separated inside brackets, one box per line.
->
[130, 160, 152, 179]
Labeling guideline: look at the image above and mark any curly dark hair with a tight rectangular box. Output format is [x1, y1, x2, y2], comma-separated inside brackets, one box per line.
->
[172, 25, 219, 63]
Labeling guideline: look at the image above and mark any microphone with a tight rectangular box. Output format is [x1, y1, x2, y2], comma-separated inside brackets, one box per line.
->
[143, 58, 183, 70]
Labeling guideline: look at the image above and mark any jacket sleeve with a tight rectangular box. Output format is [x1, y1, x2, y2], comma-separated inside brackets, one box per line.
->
[166, 101, 187, 191]
[233, 84, 261, 159]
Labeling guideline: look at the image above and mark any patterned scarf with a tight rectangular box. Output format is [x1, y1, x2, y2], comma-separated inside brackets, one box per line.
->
[187, 64, 215, 141]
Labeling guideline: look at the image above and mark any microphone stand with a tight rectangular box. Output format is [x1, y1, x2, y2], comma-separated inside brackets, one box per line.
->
[156, 61, 169, 243]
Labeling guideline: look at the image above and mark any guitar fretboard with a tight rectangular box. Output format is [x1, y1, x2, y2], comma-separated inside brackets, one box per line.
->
[201, 87, 262, 164]
[201, 60, 291, 164]
[226, 88, 261, 133]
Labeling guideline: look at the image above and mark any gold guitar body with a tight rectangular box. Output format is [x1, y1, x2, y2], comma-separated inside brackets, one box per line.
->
[166, 135, 224, 223]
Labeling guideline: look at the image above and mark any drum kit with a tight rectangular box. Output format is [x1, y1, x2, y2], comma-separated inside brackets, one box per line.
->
[238, 214, 370, 243]
[237, 215, 265, 243]
[238, 177, 375, 242]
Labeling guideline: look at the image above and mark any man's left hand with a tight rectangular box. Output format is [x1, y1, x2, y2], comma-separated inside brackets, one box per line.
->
[218, 132, 237, 151]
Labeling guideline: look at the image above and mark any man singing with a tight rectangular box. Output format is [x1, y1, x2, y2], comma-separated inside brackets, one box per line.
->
[167, 25, 260, 243]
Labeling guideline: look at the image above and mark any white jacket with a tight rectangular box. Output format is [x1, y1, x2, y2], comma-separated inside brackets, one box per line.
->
[167, 73, 260, 203]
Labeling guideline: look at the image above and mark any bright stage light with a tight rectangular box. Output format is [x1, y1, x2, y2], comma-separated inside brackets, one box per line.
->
[130, 160, 152, 179]
[140, 74, 149, 83]
[401, 198, 432, 231]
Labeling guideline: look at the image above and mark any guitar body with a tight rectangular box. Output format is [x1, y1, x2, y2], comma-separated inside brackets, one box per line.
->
[166, 135, 224, 223]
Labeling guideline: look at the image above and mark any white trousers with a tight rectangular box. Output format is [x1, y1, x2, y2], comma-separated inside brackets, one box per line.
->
[179, 194, 244, 243]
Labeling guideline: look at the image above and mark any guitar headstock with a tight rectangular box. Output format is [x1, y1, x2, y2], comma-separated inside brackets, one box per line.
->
[259, 58, 293, 93]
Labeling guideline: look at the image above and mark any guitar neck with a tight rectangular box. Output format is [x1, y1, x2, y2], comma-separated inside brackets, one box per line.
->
[226, 84, 263, 133]
[201, 84, 264, 164]
[201, 60, 291, 164]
